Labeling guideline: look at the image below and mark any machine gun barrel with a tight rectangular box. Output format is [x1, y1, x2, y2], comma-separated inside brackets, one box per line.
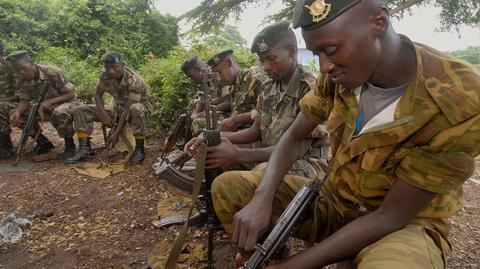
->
[14, 81, 50, 167]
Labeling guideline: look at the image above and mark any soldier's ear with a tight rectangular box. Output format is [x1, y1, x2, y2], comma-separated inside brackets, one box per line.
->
[287, 44, 296, 57]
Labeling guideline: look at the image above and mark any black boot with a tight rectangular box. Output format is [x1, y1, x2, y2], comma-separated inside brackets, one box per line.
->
[0, 133, 14, 160]
[132, 139, 145, 165]
[65, 137, 96, 164]
[31, 134, 54, 156]
[62, 136, 76, 159]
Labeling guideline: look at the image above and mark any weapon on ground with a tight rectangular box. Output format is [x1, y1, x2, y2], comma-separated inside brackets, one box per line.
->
[160, 112, 191, 165]
[242, 175, 328, 269]
[14, 81, 50, 167]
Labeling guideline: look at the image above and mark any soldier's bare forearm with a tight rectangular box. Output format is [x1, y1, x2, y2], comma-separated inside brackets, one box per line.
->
[236, 147, 275, 163]
[216, 100, 231, 113]
[47, 91, 75, 105]
[224, 120, 260, 144]
[15, 99, 30, 115]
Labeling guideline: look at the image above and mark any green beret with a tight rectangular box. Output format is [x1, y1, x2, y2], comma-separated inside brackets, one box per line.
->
[251, 21, 291, 54]
[207, 49, 233, 68]
[5, 50, 30, 63]
[101, 51, 123, 64]
[292, 0, 361, 30]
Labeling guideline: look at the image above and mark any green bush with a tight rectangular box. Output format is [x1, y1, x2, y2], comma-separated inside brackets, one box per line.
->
[139, 44, 258, 135]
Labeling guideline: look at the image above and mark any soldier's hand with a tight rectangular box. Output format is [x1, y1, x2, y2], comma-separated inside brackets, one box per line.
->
[39, 100, 53, 112]
[220, 117, 238, 132]
[100, 114, 114, 128]
[184, 136, 204, 157]
[232, 195, 273, 252]
[206, 137, 238, 168]
[9, 112, 21, 126]
[107, 131, 120, 148]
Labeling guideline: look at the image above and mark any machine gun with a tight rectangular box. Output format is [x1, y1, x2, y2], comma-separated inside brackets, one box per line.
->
[14, 81, 50, 167]
[164, 72, 221, 269]
[160, 111, 192, 165]
[242, 175, 328, 269]
[201, 72, 223, 269]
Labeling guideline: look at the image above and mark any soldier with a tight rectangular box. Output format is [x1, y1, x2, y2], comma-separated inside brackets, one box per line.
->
[7, 51, 77, 159]
[181, 56, 232, 135]
[201, 50, 266, 133]
[0, 42, 18, 159]
[185, 21, 328, 178]
[66, 51, 151, 165]
[212, 0, 480, 268]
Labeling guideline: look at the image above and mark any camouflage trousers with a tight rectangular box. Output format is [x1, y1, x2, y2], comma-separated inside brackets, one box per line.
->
[73, 103, 149, 136]
[13, 102, 77, 138]
[212, 171, 448, 268]
[0, 100, 17, 135]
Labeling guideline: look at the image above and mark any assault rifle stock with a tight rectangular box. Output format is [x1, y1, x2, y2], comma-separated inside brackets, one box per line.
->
[14, 81, 50, 166]
[160, 111, 191, 165]
[243, 175, 327, 269]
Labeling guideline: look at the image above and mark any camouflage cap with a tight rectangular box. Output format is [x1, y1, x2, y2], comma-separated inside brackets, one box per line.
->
[101, 51, 123, 64]
[292, 0, 361, 30]
[5, 50, 30, 63]
[207, 49, 233, 68]
[251, 21, 291, 54]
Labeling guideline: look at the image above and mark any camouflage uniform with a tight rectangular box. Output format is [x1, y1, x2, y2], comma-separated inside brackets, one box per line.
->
[212, 38, 480, 267]
[73, 67, 151, 137]
[15, 64, 77, 137]
[0, 62, 16, 136]
[231, 65, 265, 116]
[251, 64, 328, 178]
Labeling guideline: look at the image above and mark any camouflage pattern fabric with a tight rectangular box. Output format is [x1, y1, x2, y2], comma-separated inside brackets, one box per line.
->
[299, 36, 480, 239]
[212, 171, 447, 268]
[0, 62, 16, 99]
[211, 36, 479, 267]
[0, 101, 16, 135]
[96, 67, 152, 112]
[73, 103, 148, 136]
[16, 102, 77, 137]
[16, 64, 76, 103]
[231, 66, 265, 115]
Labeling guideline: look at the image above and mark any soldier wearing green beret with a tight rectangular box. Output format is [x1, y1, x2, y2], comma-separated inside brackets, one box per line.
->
[205, 49, 266, 133]
[212, 0, 480, 268]
[181, 56, 232, 135]
[7, 50, 78, 159]
[66, 51, 152, 165]
[185, 21, 328, 176]
[0, 42, 18, 159]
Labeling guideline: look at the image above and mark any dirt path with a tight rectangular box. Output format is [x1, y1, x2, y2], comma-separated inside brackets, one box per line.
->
[0, 126, 479, 268]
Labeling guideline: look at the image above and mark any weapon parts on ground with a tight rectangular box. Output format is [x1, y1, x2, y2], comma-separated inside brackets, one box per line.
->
[14, 81, 50, 167]
[160, 111, 192, 166]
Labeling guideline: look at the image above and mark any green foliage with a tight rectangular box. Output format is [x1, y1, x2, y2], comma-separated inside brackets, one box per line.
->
[139, 33, 258, 134]
[0, 0, 178, 69]
[184, 0, 480, 34]
[450, 46, 480, 67]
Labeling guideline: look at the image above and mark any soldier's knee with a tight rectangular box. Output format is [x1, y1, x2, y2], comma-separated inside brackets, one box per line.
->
[129, 103, 145, 117]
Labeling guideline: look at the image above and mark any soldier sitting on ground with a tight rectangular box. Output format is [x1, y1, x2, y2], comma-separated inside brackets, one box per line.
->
[189, 50, 265, 134]
[0, 42, 18, 160]
[66, 51, 152, 165]
[7, 51, 78, 159]
[185, 21, 329, 177]
[181, 56, 232, 122]
[212, 0, 480, 268]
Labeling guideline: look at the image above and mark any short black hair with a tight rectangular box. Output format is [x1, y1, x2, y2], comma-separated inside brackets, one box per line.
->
[181, 56, 200, 74]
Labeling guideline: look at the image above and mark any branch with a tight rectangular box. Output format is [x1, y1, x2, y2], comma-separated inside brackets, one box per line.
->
[390, 0, 427, 14]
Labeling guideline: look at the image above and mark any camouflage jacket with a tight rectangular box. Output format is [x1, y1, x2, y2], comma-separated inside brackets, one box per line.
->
[97, 67, 152, 111]
[0, 61, 16, 98]
[16, 64, 76, 103]
[231, 66, 265, 115]
[300, 36, 480, 238]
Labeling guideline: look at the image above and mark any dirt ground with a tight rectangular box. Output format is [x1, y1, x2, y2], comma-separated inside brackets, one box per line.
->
[0, 124, 479, 269]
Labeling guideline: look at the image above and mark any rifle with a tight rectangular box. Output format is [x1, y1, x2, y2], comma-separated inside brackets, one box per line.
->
[160, 111, 191, 165]
[242, 175, 328, 269]
[14, 81, 50, 167]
